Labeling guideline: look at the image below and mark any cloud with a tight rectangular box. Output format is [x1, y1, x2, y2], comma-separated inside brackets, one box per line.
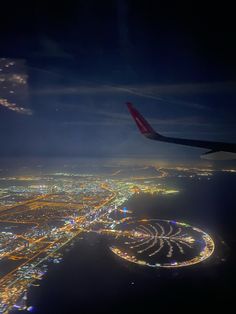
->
[32, 80, 236, 110]
[34, 37, 74, 59]
[62, 109, 208, 128]
[61, 106, 236, 139]
[128, 81, 236, 95]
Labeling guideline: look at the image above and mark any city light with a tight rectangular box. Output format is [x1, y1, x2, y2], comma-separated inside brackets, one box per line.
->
[0, 168, 220, 313]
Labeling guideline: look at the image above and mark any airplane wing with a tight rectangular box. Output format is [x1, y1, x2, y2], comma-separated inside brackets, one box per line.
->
[126, 102, 236, 159]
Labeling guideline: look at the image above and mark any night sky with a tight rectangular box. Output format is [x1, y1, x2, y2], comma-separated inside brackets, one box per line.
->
[0, 1, 236, 163]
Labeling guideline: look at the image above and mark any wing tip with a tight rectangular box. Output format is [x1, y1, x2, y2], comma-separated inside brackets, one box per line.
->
[126, 102, 158, 137]
[126, 102, 133, 110]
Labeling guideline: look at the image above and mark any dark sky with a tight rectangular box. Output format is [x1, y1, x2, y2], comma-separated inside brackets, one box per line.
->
[0, 0, 236, 164]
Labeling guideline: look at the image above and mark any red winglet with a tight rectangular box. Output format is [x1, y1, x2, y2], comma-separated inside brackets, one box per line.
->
[126, 102, 156, 135]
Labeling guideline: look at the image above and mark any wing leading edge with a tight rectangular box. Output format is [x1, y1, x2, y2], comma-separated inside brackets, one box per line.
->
[126, 102, 236, 159]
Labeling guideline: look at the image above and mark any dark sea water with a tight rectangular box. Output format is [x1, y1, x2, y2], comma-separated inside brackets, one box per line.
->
[24, 173, 236, 313]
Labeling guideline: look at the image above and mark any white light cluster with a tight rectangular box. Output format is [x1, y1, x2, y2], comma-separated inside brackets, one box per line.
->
[0, 98, 32, 115]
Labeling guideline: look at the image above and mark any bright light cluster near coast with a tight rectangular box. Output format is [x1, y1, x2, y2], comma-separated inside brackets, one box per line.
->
[110, 219, 215, 268]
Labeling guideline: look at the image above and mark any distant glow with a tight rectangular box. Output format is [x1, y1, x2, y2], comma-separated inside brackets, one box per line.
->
[10, 74, 27, 85]
[13, 305, 21, 308]
[27, 306, 35, 312]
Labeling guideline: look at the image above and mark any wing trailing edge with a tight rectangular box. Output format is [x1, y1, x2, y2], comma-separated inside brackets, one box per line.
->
[126, 102, 236, 159]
